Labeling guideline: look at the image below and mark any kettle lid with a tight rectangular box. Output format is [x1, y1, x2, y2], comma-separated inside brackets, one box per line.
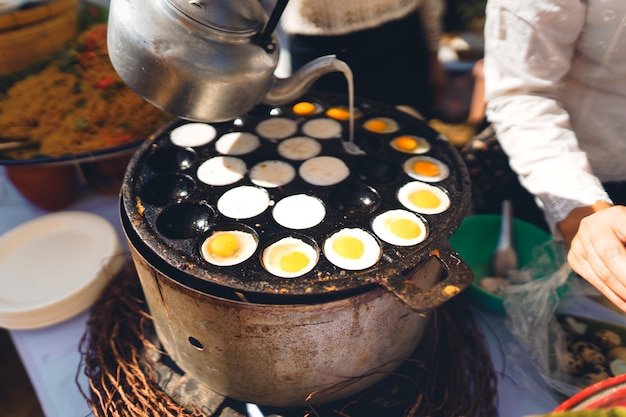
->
[166, 0, 266, 35]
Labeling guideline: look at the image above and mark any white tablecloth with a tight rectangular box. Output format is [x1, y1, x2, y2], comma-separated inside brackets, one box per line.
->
[2, 165, 625, 417]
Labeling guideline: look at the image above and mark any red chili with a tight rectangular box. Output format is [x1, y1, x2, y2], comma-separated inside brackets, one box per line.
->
[93, 75, 116, 89]
[80, 51, 96, 67]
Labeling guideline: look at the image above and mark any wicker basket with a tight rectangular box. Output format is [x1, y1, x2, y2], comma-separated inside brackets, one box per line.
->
[0, 0, 79, 76]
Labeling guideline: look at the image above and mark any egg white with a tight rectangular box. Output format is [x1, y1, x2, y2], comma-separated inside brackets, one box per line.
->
[170, 123, 217, 147]
[301, 118, 342, 139]
[371, 209, 428, 246]
[262, 236, 319, 278]
[201, 230, 258, 266]
[215, 132, 260, 155]
[272, 194, 326, 229]
[277, 136, 322, 161]
[299, 156, 350, 186]
[249, 160, 296, 188]
[397, 181, 451, 215]
[196, 156, 247, 186]
[403, 156, 449, 182]
[323, 228, 381, 271]
[217, 186, 270, 219]
[255, 117, 298, 139]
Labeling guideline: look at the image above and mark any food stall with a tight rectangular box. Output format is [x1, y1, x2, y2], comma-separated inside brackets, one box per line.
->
[2, 0, 626, 416]
[0, 160, 622, 417]
[5, 175, 625, 416]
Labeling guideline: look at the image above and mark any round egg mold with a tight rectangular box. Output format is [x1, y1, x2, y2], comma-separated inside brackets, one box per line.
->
[121, 92, 471, 297]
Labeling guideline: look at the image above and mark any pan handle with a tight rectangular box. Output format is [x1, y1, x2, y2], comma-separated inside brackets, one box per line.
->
[379, 244, 474, 312]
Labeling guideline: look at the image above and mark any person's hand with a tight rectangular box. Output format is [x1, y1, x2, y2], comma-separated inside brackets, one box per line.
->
[561, 204, 626, 312]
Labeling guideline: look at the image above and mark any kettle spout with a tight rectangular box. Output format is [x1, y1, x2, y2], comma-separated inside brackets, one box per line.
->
[262, 55, 350, 105]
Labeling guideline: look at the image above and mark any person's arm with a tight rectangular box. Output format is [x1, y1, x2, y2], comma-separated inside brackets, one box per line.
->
[558, 202, 613, 247]
[467, 59, 485, 126]
[484, 0, 626, 312]
[484, 0, 611, 235]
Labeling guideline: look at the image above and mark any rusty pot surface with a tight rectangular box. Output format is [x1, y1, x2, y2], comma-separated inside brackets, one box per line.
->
[125, 212, 437, 407]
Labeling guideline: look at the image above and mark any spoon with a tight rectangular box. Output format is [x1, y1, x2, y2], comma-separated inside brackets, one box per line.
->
[0, 137, 38, 152]
[490, 199, 518, 278]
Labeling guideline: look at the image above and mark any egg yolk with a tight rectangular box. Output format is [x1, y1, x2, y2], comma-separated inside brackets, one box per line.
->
[333, 236, 365, 259]
[209, 233, 239, 257]
[279, 251, 309, 273]
[413, 161, 440, 177]
[293, 102, 316, 115]
[409, 190, 441, 209]
[394, 136, 418, 151]
[365, 119, 388, 133]
[389, 218, 422, 239]
[326, 107, 350, 121]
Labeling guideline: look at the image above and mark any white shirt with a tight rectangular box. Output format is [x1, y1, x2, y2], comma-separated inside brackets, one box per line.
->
[484, 0, 626, 234]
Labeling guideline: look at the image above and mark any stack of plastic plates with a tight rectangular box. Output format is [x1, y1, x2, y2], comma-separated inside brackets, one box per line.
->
[0, 211, 123, 330]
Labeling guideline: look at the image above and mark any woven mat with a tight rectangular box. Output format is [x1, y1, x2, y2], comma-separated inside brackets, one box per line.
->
[78, 255, 499, 417]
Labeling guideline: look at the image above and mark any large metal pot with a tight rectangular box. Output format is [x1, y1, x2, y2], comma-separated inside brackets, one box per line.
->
[124, 215, 439, 406]
[120, 92, 473, 406]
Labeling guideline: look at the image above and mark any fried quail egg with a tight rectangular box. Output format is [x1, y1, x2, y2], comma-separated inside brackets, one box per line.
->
[277, 136, 322, 160]
[301, 118, 342, 139]
[272, 194, 326, 229]
[196, 156, 247, 186]
[323, 228, 381, 271]
[325, 106, 363, 121]
[371, 209, 427, 246]
[201, 230, 258, 266]
[255, 117, 298, 139]
[249, 160, 296, 188]
[262, 236, 319, 278]
[170, 123, 217, 147]
[390, 135, 430, 154]
[363, 117, 399, 134]
[403, 156, 449, 182]
[299, 156, 350, 186]
[397, 181, 450, 215]
[215, 132, 260, 155]
[292, 101, 323, 116]
[217, 186, 270, 219]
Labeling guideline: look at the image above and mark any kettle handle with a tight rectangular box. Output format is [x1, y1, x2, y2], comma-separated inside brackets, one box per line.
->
[260, 0, 290, 50]
[379, 244, 474, 312]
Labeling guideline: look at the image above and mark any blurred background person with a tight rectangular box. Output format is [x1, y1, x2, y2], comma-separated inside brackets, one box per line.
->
[279, 0, 446, 119]
[483, 0, 626, 311]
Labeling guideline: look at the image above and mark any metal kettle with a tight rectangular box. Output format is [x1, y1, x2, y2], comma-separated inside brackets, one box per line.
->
[107, 0, 347, 122]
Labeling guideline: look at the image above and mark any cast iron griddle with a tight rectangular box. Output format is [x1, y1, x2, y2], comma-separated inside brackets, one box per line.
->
[121, 92, 472, 298]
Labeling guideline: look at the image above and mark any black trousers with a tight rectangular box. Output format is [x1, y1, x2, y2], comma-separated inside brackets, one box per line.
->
[287, 12, 435, 118]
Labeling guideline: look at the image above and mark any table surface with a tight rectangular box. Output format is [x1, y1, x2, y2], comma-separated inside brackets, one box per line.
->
[1, 165, 626, 417]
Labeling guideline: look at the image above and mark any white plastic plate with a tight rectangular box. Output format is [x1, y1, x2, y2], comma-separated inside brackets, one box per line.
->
[0, 211, 122, 329]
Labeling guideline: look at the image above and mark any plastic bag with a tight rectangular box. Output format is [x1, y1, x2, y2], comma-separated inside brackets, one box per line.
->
[502, 240, 598, 397]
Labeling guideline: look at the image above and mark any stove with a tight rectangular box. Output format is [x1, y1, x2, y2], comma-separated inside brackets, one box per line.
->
[79, 258, 499, 417]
